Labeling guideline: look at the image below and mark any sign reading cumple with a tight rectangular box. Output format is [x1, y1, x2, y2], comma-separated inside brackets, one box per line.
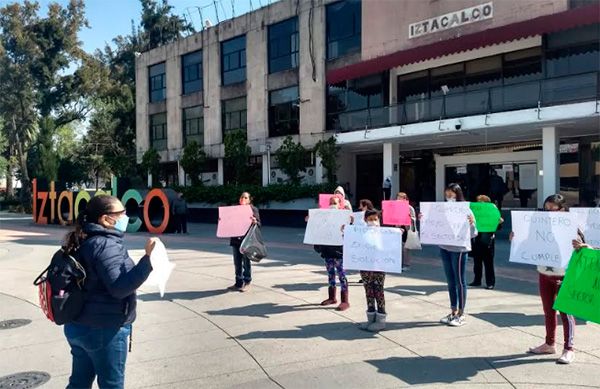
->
[32, 177, 171, 234]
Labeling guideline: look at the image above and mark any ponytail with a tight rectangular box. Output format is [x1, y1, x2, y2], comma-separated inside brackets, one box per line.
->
[63, 210, 87, 255]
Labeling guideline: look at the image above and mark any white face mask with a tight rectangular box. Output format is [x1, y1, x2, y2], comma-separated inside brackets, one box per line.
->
[367, 221, 380, 227]
[446, 197, 456, 202]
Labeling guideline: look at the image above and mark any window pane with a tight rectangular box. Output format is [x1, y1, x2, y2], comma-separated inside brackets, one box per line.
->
[326, 0, 361, 60]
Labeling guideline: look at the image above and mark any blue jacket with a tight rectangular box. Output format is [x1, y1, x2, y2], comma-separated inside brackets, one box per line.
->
[75, 223, 152, 328]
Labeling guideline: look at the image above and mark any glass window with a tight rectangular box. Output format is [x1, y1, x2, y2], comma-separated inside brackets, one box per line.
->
[222, 96, 247, 135]
[182, 50, 203, 95]
[503, 48, 542, 84]
[149, 62, 166, 102]
[221, 35, 246, 85]
[430, 63, 464, 97]
[183, 106, 203, 146]
[150, 112, 167, 150]
[465, 56, 502, 91]
[269, 17, 299, 74]
[326, 0, 361, 60]
[269, 86, 300, 137]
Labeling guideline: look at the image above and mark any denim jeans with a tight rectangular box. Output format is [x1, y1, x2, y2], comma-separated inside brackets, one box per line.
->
[233, 247, 251, 287]
[440, 249, 468, 311]
[64, 323, 131, 389]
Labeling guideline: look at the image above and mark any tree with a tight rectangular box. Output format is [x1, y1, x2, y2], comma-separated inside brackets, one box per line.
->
[141, 148, 161, 187]
[224, 130, 251, 185]
[314, 136, 340, 184]
[140, 0, 194, 51]
[275, 136, 307, 185]
[180, 141, 206, 186]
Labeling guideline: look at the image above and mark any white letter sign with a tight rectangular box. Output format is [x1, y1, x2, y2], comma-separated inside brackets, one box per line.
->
[570, 208, 600, 248]
[343, 225, 403, 273]
[303, 209, 351, 246]
[419, 202, 473, 250]
[509, 211, 579, 268]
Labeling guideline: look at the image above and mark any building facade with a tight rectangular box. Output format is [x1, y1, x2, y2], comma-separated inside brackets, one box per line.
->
[135, 0, 600, 208]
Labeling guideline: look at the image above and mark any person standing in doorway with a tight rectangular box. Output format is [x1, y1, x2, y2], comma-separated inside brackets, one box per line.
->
[228, 192, 260, 292]
[489, 170, 508, 210]
[469, 195, 503, 290]
[382, 177, 392, 201]
[171, 192, 188, 234]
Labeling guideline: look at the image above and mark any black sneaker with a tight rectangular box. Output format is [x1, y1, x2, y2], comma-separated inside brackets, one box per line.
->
[468, 282, 481, 287]
[486, 285, 495, 290]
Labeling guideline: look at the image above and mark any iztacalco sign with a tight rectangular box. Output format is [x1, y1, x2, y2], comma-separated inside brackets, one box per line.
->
[409, 2, 493, 39]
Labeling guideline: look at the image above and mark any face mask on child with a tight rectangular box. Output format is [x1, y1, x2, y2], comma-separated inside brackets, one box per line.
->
[367, 221, 380, 227]
[446, 197, 456, 202]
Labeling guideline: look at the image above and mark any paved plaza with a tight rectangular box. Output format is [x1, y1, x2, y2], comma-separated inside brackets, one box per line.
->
[1, 212, 599, 388]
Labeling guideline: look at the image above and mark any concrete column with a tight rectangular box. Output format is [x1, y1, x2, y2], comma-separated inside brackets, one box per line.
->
[217, 158, 224, 185]
[204, 29, 222, 155]
[383, 143, 400, 199]
[166, 46, 183, 159]
[435, 154, 445, 202]
[135, 56, 150, 164]
[262, 154, 270, 187]
[542, 126, 559, 199]
[178, 163, 186, 186]
[315, 155, 324, 184]
[147, 173, 152, 188]
[246, 24, 268, 153]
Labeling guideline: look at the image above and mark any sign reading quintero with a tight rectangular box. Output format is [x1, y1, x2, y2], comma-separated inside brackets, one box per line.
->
[32, 178, 171, 234]
[409, 2, 493, 39]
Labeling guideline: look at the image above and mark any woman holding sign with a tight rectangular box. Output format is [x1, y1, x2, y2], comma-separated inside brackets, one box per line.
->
[396, 192, 417, 271]
[423, 183, 477, 327]
[229, 192, 260, 292]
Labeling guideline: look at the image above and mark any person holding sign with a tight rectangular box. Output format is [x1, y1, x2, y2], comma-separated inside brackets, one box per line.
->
[334, 186, 353, 211]
[396, 192, 417, 271]
[512, 194, 580, 364]
[469, 195, 503, 290]
[357, 210, 388, 332]
[422, 183, 477, 327]
[228, 192, 260, 293]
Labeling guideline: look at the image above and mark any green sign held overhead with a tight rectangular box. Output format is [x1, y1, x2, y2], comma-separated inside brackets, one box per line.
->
[469, 202, 501, 232]
[554, 248, 600, 325]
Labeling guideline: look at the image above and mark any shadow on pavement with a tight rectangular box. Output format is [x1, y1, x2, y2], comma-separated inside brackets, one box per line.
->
[206, 302, 323, 318]
[272, 282, 324, 292]
[366, 354, 550, 385]
[386, 284, 449, 296]
[138, 289, 229, 302]
[472, 312, 587, 328]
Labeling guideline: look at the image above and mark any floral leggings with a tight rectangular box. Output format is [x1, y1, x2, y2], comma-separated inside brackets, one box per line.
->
[361, 271, 386, 314]
[324, 258, 348, 292]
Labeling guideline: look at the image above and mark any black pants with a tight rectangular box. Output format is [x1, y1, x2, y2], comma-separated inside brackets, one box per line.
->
[173, 214, 187, 233]
[232, 247, 251, 287]
[472, 241, 495, 287]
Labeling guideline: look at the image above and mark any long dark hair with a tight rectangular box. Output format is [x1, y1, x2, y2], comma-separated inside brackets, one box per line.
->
[543, 194, 567, 211]
[63, 195, 119, 255]
[445, 183, 466, 202]
[359, 199, 374, 210]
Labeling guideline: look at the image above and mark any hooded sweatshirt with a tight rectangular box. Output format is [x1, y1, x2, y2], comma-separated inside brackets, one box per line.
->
[334, 186, 353, 211]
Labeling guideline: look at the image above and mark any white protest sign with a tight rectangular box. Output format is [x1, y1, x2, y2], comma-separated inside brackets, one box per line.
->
[419, 202, 472, 250]
[509, 211, 578, 268]
[343, 225, 402, 273]
[352, 211, 366, 226]
[143, 240, 175, 297]
[570, 208, 600, 248]
[303, 209, 351, 246]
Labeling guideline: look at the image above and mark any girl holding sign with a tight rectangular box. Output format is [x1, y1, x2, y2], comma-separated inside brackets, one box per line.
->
[228, 192, 260, 292]
[396, 192, 417, 271]
[423, 183, 477, 327]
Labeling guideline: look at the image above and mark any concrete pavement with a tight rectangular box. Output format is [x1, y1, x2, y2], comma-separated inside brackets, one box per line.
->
[1, 213, 599, 388]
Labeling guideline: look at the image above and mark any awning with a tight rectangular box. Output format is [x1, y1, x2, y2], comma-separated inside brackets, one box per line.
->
[327, 4, 600, 84]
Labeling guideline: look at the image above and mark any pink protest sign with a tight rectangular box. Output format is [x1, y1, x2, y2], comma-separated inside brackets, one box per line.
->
[216, 205, 253, 238]
[319, 194, 335, 209]
[382, 200, 411, 226]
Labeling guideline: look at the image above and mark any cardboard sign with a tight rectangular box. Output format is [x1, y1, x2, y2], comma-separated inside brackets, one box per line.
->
[554, 248, 600, 324]
[303, 209, 351, 246]
[382, 200, 411, 226]
[319, 194, 335, 209]
[509, 211, 579, 268]
[216, 205, 253, 238]
[352, 211, 366, 226]
[419, 202, 473, 250]
[470, 202, 501, 233]
[570, 208, 600, 248]
[343, 225, 403, 273]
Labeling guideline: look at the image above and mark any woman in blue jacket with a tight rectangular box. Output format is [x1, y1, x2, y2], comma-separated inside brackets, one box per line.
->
[63, 195, 156, 389]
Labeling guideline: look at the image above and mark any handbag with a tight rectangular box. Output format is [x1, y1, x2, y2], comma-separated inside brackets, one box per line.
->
[404, 223, 422, 251]
[239, 224, 267, 262]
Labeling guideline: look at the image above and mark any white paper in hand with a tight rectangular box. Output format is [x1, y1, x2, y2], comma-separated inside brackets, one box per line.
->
[143, 240, 175, 297]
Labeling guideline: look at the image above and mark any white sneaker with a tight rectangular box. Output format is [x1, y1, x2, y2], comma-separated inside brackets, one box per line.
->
[556, 350, 575, 365]
[440, 314, 454, 324]
[448, 315, 466, 327]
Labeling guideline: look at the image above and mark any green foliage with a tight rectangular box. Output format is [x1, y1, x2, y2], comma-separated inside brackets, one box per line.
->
[176, 183, 338, 206]
[141, 148, 161, 187]
[180, 141, 206, 186]
[140, 0, 194, 51]
[224, 130, 252, 185]
[314, 136, 340, 184]
[275, 136, 307, 185]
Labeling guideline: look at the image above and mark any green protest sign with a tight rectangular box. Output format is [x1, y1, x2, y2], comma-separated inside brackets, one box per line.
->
[554, 248, 600, 324]
[469, 202, 501, 233]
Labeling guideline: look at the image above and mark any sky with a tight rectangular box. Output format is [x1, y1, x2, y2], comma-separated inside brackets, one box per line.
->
[27, 0, 267, 54]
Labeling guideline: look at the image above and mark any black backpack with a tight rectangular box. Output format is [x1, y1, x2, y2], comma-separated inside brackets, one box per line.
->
[33, 248, 86, 325]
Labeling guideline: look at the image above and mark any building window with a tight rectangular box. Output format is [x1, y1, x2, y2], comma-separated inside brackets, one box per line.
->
[326, 0, 361, 60]
[182, 50, 203, 95]
[545, 24, 600, 78]
[150, 113, 167, 150]
[269, 86, 300, 137]
[222, 96, 247, 135]
[221, 35, 246, 85]
[149, 62, 166, 102]
[268, 17, 299, 74]
[183, 106, 203, 146]
[503, 48, 543, 84]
